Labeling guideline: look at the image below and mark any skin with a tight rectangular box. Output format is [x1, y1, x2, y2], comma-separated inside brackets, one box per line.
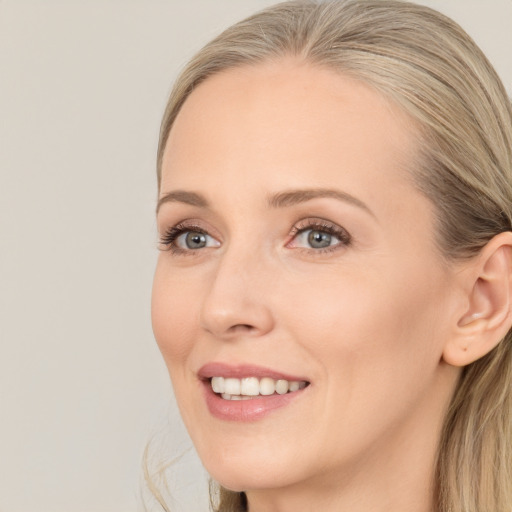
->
[152, 60, 466, 512]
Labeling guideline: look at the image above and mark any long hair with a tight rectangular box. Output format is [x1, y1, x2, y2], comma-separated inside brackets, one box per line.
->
[155, 2, 512, 510]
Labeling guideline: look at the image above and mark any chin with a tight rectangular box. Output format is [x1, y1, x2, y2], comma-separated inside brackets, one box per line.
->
[197, 441, 301, 492]
[209, 466, 289, 493]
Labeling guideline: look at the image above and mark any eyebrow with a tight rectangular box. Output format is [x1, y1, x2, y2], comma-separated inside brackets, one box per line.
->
[268, 188, 375, 217]
[157, 190, 209, 212]
[157, 187, 374, 218]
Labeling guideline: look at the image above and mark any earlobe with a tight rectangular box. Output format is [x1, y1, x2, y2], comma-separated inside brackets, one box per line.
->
[442, 232, 512, 367]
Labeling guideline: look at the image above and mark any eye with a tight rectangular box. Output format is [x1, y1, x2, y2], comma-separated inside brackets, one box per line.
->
[177, 231, 211, 249]
[159, 223, 220, 254]
[288, 219, 351, 253]
[295, 229, 337, 249]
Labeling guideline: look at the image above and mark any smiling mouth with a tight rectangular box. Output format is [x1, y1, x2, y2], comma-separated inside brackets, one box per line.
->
[210, 376, 309, 400]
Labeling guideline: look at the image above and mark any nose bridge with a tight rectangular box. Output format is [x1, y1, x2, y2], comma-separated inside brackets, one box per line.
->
[200, 237, 275, 338]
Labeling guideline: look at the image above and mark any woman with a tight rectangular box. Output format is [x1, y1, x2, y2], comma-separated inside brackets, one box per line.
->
[150, 1, 512, 511]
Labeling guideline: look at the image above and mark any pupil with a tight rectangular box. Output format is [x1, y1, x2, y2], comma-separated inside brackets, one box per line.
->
[308, 230, 331, 248]
[186, 231, 206, 249]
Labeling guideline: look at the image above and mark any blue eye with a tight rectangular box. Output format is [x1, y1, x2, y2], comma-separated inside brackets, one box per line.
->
[289, 219, 351, 252]
[160, 224, 220, 254]
[294, 229, 339, 249]
[177, 231, 209, 249]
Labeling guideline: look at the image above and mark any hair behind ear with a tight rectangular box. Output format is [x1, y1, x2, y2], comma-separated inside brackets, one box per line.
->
[436, 335, 512, 511]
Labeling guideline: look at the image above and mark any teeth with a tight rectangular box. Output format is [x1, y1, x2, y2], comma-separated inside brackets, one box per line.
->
[224, 378, 241, 395]
[289, 381, 300, 392]
[259, 377, 276, 395]
[275, 379, 289, 395]
[211, 376, 308, 399]
[211, 377, 224, 393]
[241, 377, 260, 396]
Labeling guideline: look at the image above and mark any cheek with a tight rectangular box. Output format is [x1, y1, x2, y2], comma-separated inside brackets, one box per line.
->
[289, 260, 449, 394]
[281, 264, 451, 463]
[151, 259, 198, 368]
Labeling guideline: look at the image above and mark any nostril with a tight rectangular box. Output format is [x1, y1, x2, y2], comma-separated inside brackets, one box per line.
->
[229, 324, 255, 334]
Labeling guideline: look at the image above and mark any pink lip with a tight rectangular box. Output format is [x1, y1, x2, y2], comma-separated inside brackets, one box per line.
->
[198, 362, 310, 422]
[198, 362, 308, 382]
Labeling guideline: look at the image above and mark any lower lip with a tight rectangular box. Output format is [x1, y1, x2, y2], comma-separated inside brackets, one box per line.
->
[202, 381, 307, 422]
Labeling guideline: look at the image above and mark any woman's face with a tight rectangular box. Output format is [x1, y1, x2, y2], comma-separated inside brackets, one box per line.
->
[152, 61, 461, 495]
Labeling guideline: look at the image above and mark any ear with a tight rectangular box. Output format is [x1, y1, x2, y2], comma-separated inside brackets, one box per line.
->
[442, 231, 512, 367]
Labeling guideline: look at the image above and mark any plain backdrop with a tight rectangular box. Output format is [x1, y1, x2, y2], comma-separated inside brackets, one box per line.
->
[0, 1, 511, 511]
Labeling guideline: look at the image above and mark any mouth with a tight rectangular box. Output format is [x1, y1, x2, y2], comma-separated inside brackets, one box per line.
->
[210, 376, 309, 400]
[198, 363, 310, 420]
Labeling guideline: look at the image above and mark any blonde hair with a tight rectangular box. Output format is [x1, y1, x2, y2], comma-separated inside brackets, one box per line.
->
[154, 1, 512, 511]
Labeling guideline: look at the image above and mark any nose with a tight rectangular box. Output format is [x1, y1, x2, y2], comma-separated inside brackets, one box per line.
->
[200, 245, 275, 340]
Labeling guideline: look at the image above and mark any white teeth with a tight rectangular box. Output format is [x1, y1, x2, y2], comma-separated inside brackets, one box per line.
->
[221, 393, 252, 401]
[241, 377, 260, 396]
[275, 379, 289, 395]
[211, 376, 225, 393]
[224, 378, 241, 395]
[259, 377, 276, 395]
[211, 376, 308, 399]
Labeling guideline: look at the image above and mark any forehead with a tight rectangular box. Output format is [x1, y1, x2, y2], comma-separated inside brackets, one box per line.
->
[161, 59, 418, 199]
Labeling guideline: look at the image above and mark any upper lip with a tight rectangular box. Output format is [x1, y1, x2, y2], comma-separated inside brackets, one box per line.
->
[198, 362, 309, 382]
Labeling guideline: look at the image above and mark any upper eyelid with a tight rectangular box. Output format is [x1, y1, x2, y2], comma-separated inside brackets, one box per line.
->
[290, 218, 351, 236]
[291, 218, 340, 231]
[159, 218, 220, 237]
[160, 217, 346, 234]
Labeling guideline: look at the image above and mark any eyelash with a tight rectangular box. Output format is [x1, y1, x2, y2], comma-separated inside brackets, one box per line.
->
[159, 222, 209, 255]
[158, 218, 351, 256]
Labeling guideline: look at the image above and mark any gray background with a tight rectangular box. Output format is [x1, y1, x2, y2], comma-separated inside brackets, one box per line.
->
[1, 1, 511, 511]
